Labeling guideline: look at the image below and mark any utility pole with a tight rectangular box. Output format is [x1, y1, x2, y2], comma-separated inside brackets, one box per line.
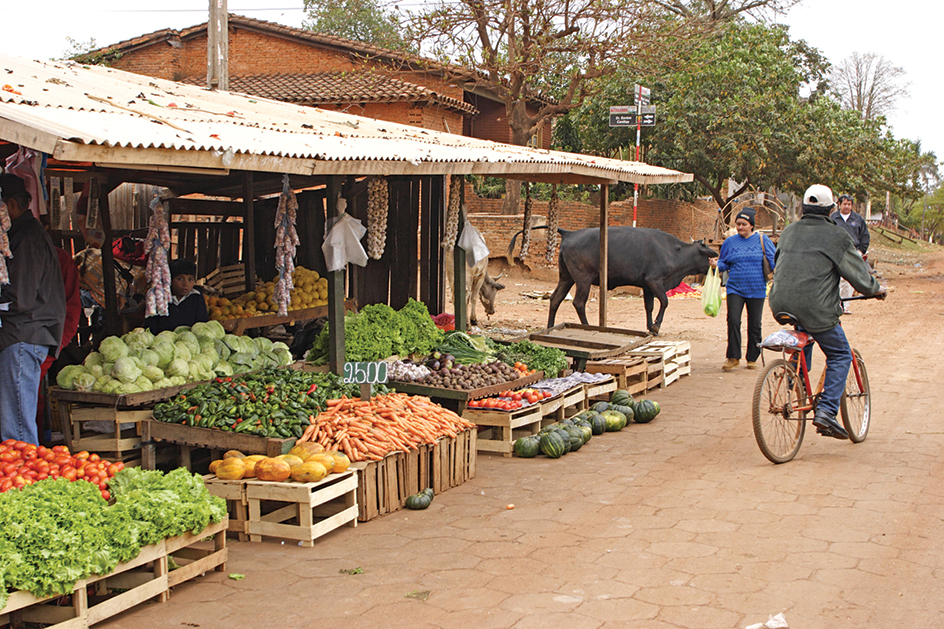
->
[207, 0, 229, 90]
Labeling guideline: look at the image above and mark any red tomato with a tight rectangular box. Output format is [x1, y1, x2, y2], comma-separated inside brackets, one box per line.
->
[512, 393, 522, 401]
[2, 462, 17, 477]
[36, 472, 48, 481]
[74, 451, 90, 460]
[0, 451, 15, 463]
[98, 480, 108, 491]
[88, 453, 100, 462]
[1, 439, 15, 446]
[0, 478, 12, 492]
[52, 445, 70, 454]
[12, 475, 26, 488]
[110, 462, 124, 474]
[11, 441, 28, 451]
[61, 467, 77, 481]
[100, 490, 111, 501]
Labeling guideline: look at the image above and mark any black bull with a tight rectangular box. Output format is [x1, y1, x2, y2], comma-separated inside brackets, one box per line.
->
[510, 226, 717, 335]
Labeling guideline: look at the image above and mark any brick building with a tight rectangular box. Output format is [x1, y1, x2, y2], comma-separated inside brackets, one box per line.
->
[90, 14, 552, 144]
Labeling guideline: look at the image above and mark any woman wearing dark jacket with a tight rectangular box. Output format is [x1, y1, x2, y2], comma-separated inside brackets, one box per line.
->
[711, 209, 776, 371]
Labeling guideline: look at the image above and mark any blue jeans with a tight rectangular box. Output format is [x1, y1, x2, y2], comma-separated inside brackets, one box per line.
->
[0, 342, 48, 445]
[799, 324, 852, 419]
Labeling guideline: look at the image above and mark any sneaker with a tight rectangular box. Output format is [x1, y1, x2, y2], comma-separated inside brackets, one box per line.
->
[812, 414, 849, 440]
[746, 361, 757, 370]
[722, 358, 739, 371]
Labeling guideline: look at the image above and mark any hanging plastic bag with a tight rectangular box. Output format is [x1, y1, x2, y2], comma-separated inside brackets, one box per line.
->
[457, 219, 490, 267]
[701, 267, 722, 317]
[322, 209, 368, 272]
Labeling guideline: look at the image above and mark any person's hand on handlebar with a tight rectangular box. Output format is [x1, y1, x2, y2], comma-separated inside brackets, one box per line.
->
[875, 287, 887, 300]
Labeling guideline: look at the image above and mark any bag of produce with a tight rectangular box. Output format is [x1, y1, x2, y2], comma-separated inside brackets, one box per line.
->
[701, 267, 722, 318]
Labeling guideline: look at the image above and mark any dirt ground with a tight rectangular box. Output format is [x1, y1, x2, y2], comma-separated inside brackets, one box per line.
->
[101, 241, 944, 629]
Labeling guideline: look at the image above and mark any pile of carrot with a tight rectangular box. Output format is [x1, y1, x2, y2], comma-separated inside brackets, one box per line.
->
[296, 393, 476, 461]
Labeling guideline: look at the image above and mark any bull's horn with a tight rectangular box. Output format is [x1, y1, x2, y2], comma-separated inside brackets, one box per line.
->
[494, 272, 505, 280]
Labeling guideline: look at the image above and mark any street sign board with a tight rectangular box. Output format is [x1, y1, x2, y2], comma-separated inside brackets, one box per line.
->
[608, 106, 657, 127]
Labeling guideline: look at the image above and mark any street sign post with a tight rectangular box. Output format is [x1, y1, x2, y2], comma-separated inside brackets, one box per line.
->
[608, 106, 656, 127]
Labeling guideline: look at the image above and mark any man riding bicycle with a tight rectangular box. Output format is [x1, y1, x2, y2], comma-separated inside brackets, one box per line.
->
[768, 184, 885, 440]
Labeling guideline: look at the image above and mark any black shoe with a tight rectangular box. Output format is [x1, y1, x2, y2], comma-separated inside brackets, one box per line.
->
[812, 414, 849, 440]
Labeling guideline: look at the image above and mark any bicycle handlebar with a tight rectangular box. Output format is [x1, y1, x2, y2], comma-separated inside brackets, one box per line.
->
[841, 292, 887, 302]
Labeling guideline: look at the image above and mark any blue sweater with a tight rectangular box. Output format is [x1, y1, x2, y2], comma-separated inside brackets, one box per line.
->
[717, 232, 776, 299]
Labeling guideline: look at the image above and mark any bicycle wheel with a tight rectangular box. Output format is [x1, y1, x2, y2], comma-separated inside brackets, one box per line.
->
[840, 348, 870, 443]
[752, 358, 807, 463]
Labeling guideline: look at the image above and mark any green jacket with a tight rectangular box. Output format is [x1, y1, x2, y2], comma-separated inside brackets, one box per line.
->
[768, 213, 880, 333]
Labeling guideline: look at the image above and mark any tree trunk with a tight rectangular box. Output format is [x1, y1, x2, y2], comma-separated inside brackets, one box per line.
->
[502, 181, 521, 215]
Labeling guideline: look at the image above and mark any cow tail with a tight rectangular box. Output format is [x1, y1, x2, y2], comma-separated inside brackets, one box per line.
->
[506, 225, 550, 264]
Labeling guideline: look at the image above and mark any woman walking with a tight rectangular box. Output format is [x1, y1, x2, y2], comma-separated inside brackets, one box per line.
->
[711, 209, 776, 371]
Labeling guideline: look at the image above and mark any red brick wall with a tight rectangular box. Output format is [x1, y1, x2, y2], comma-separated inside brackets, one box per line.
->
[463, 184, 718, 267]
[109, 42, 180, 80]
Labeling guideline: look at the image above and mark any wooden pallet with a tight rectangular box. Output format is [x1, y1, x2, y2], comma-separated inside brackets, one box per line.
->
[463, 404, 542, 457]
[585, 358, 648, 395]
[349, 428, 476, 521]
[206, 472, 357, 547]
[0, 520, 227, 628]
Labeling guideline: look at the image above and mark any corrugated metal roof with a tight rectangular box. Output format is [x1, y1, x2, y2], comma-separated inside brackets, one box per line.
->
[0, 54, 692, 185]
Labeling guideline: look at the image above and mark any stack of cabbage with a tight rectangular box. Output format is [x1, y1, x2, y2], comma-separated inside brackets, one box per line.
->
[56, 321, 294, 394]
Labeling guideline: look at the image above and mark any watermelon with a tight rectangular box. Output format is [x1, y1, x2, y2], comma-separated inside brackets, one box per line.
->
[610, 389, 634, 407]
[566, 427, 585, 451]
[633, 399, 660, 423]
[539, 432, 566, 458]
[577, 424, 593, 443]
[554, 429, 573, 453]
[591, 401, 610, 413]
[514, 436, 540, 458]
[589, 413, 607, 435]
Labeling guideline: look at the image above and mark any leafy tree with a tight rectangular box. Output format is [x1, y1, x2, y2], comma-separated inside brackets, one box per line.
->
[831, 52, 910, 121]
[650, 0, 799, 22]
[408, 0, 696, 213]
[303, 0, 414, 52]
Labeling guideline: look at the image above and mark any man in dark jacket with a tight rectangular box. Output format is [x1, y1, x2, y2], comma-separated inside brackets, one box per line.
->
[830, 194, 871, 312]
[0, 174, 66, 445]
[768, 184, 884, 439]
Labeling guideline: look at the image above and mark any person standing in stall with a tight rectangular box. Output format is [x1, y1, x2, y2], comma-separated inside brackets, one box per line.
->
[146, 258, 208, 334]
[0, 174, 66, 445]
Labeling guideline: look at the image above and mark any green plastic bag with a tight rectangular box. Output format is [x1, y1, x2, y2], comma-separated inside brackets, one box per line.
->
[701, 267, 722, 317]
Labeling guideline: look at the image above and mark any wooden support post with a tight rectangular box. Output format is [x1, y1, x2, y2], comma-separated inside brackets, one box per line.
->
[99, 179, 122, 336]
[242, 173, 256, 294]
[599, 184, 609, 328]
[454, 179, 468, 331]
[326, 176, 346, 375]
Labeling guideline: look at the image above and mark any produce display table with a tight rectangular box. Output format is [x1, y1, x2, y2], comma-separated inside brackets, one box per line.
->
[388, 371, 544, 414]
[0, 519, 228, 628]
[205, 471, 357, 547]
[350, 428, 476, 521]
[463, 405, 542, 457]
[585, 358, 649, 394]
[584, 374, 618, 400]
[140, 419, 295, 471]
[509, 323, 652, 371]
[219, 299, 356, 335]
[623, 340, 692, 388]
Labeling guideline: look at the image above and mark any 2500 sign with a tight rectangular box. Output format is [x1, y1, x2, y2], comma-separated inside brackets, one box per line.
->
[343, 362, 388, 384]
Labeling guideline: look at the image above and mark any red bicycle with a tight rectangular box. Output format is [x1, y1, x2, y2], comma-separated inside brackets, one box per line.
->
[751, 296, 880, 463]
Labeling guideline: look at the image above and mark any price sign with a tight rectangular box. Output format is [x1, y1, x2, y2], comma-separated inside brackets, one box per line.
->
[343, 361, 388, 384]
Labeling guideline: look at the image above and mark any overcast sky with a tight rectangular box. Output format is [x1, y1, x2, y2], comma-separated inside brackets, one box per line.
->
[2, 1, 941, 166]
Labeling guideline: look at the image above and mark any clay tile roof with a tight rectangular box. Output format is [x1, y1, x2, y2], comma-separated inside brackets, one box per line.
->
[181, 72, 478, 115]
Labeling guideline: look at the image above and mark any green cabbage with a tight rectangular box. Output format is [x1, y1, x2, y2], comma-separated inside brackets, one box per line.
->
[123, 328, 154, 350]
[130, 348, 160, 367]
[200, 346, 220, 365]
[83, 352, 104, 368]
[143, 365, 164, 382]
[166, 358, 189, 377]
[112, 357, 143, 384]
[239, 337, 257, 355]
[73, 373, 97, 392]
[86, 364, 104, 379]
[117, 382, 142, 395]
[129, 356, 146, 372]
[93, 375, 113, 392]
[253, 337, 274, 353]
[155, 330, 177, 345]
[275, 349, 293, 366]
[99, 336, 129, 362]
[102, 361, 115, 376]
[169, 376, 187, 386]
[272, 341, 290, 353]
[56, 365, 84, 390]
[222, 334, 241, 353]
[213, 361, 234, 376]
[152, 378, 175, 389]
[172, 342, 192, 363]
[103, 379, 122, 394]
[191, 321, 224, 340]
[134, 376, 154, 391]
[173, 326, 192, 335]
[176, 331, 200, 356]
[152, 342, 175, 369]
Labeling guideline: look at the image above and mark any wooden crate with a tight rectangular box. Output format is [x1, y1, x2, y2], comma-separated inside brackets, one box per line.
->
[557, 384, 588, 419]
[67, 407, 150, 464]
[140, 419, 295, 472]
[349, 428, 476, 521]
[202, 263, 248, 298]
[203, 475, 249, 542]
[624, 341, 691, 389]
[206, 472, 357, 547]
[0, 520, 227, 628]
[585, 357, 648, 395]
[583, 375, 617, 400]
[463, 404, 542, 457]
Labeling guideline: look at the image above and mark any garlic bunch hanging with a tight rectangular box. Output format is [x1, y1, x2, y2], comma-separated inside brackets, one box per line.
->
[442, 175, 461, 252]
[0, 197, 11, 285]
[274, 175, 300, 317]
[545, 185, 561, 263]
[366, 177, 389, 260]
[144, 196, 172, 317]
[519, 183, 534, 261]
